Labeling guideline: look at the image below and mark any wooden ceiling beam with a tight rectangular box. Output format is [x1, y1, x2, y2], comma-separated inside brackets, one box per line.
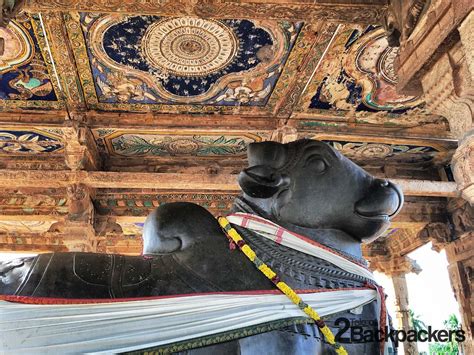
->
[24, 0, 387, 25]
[0, 169, 459, 197]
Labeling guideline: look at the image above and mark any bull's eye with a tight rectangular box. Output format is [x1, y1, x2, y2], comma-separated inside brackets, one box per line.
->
[305, 156, 327, 173]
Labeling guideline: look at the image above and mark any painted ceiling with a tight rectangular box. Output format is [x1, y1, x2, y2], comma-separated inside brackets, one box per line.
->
[72, 13, 301, 111]
[0, 12, 440, 127]
[295, 25, 424, 119]
[0, 128, 64, 155]
[0, 12, 452, 168]
[0, 13, 61, 110]
[0, 126, 452, 168]
[93, 129, 268, 159]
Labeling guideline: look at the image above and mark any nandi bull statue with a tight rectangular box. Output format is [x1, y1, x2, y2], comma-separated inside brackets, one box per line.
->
[0, 139, 403, 355]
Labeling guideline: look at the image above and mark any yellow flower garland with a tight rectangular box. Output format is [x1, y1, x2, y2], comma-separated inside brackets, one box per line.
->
[218, 217, 348, 355]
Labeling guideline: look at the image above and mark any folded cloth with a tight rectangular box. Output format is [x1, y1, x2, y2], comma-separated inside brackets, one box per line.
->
[0, 288, 377, 354]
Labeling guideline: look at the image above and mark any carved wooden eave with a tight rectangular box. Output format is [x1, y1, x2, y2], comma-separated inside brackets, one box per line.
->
[22, 0, 388, 24]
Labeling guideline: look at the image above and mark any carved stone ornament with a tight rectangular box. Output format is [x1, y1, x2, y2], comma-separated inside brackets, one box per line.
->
[452, 133, 474, 205]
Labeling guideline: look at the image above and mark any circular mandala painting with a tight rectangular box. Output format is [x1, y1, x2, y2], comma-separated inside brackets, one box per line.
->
[142, 17, 238, 77]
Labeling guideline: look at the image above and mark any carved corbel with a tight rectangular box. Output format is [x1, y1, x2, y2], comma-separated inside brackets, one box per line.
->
[270, 121, 298, 143]
[64, 123, 102, 171]
[449, 198, 474, 237]
[418, 222, 452, 252]
[382, 0, 430, 47]
[94, 216, 123, 236]
[420, 47, 473, 139]
[48, 183, 96, 252]
[367, 255, 422, 276]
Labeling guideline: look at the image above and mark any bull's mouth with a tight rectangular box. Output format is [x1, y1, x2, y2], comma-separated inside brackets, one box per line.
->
[354, 181, 403, 221]
[354, 211, 390, 221]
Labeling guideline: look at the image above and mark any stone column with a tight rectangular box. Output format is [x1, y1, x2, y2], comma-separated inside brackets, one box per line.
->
[368, 255, 421, 355]
[419, 11, 474, 204]
[392, 273, 418, 355]
[393, 7, 474, 353]
[445, 199, 474, 354]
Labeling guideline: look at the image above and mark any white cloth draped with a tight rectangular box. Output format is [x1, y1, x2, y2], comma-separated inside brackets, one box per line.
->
[0, 289, 377, 354]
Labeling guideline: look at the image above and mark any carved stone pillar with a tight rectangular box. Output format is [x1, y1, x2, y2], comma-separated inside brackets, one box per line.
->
[418, 11, 474, 205]
[393, 6, 474, 351]
[393, 3, 473, 202]
[444, 199, 474, 352]
[368, 255, 421, 355]
[392, 274, 418, 355]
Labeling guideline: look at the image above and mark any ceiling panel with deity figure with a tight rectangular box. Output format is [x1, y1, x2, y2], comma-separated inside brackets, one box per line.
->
[293, 24, 444, 128]
[0, 13, 63, 110]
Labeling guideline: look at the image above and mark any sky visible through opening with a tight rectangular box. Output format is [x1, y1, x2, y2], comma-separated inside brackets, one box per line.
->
[374, 242, 460, 354]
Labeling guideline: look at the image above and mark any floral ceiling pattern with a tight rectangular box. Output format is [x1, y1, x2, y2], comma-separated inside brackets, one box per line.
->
[75, 13, 301, 109]
[308, 135, 445, 161]
[0, 129, 64, 154]
[93, 129, 266, 158]
[0, 13, 61, 110]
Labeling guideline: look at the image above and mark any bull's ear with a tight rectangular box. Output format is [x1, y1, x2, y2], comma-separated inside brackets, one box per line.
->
[238, 165, 290, 198]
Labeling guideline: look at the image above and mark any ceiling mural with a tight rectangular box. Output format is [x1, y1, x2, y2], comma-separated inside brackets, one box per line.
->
[0, 13, 62, 110]
[308, 135, 445, 161]
[296, 25, 424, 119]
[0, 221, 57, 234]
[93, 129, 266, 158]
[0, 129, 64, 155]
[69, 13, 301, 112]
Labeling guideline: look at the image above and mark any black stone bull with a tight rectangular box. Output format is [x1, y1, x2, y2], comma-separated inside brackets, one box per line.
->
[0, 139, 403, 354]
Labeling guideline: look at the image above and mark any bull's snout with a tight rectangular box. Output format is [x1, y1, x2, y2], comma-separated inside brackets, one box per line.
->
[354, 179, 403, 219]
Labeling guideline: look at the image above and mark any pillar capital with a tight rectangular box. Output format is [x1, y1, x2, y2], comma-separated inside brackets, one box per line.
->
[452, 133, 474, 204]
[418, 222, 453, 252]
[368, 255, 422, 277]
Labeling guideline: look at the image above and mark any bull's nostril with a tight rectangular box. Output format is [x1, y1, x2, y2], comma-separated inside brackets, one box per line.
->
[356, 180, 403, 218]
